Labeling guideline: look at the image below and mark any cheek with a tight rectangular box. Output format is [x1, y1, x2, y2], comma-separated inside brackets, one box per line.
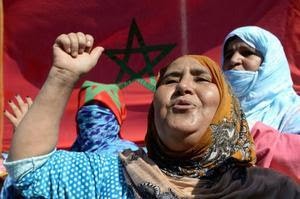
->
[153, 86, 174, 106]
[153, 88, 170, 116]
[199, 85, 220, 108]
[153, 91, 168, 139]
[245, 57, 262, 71]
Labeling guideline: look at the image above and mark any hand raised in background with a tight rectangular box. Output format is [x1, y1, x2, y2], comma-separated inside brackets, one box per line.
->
[4, 95, 33, 128]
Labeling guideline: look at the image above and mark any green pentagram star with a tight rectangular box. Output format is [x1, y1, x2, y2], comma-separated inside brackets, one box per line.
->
[104, 19, 176, 92]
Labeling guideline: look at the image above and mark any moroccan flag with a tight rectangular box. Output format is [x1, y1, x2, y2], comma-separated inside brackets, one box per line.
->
[1, 0, 300, 152]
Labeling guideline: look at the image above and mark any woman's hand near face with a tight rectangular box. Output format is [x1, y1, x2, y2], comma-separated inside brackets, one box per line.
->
[8, 33, 103, 161]
[4, 95, 33, 129]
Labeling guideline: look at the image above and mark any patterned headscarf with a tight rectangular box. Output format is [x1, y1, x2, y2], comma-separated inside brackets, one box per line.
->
[120, 55, 256, 198]
[222, 26, 300, 134]
[77, 80, 127, 125]
[145, 55, 256, 178]
[71, 80, 138, 153]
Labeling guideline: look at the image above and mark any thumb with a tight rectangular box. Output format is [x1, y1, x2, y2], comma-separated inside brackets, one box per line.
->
[90, 47, 104, 64]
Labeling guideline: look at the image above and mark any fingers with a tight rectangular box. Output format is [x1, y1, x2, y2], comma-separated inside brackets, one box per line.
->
[15, 95, 30, 114]
[4, 110, 18, 128]
[69, 33, 79, 57]
[55, 34, 71, 53]
[85, 34, 94, 53]
[55, 32, 96, 57]
[7, 99, 22, 119]
[4, 95, 33, 128]
[26, 96, 33, 106]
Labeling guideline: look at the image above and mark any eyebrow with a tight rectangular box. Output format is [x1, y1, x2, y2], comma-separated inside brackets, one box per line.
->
[190, 68, 210, 76]
[225, 44, 256, 53]
[163, 68, 210, 79]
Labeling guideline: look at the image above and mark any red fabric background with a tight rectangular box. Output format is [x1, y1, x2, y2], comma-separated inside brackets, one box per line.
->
[2, 0, 300, 151]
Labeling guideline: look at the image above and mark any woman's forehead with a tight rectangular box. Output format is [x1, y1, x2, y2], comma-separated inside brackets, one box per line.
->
[165, 56, 211, 75]
[225, 37, 252, 50]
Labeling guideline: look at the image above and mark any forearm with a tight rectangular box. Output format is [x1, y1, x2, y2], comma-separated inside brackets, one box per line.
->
[7, 32, 103, 161]
[8, 67, 79, 161]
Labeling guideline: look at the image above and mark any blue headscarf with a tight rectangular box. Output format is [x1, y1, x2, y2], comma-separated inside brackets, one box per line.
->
[71, 104, 138, 153]
[71, 81, 138, 153]
[222, 26, 300, 134]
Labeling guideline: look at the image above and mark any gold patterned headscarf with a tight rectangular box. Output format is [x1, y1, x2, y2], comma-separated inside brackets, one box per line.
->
[145, 55, 256, 178]
[120, 55, 256, 198]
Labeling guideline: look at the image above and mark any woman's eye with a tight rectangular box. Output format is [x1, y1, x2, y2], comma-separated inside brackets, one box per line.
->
[223, 52, 233, 61]
[195, 77, 210, 82]
[241, 50, 255, 57]
[164, 79, 178, 84]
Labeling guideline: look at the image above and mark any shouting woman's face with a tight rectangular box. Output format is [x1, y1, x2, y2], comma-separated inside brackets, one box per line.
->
[153, 56, 220, 151]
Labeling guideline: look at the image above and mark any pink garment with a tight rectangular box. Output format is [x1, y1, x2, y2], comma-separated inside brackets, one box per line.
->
[252, 122, 300, 184]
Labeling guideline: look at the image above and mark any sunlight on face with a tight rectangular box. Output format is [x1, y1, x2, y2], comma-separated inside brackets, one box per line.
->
[153, 56, 220, 151]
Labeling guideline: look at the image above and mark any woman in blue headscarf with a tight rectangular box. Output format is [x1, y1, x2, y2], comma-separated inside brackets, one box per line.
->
[70, 80, 138, 154]
[222, 26, 300, 134]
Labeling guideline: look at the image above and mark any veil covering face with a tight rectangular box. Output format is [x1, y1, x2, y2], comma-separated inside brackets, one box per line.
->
[222, 26, 300, 134]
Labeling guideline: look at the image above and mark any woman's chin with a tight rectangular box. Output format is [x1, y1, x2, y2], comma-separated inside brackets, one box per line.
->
[168, 123, 201, 137]
[168, 118, 199, 131]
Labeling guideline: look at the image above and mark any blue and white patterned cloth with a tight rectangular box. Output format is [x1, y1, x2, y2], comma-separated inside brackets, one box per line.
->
[222, 26, 300, 134]
[4, 150, 134, 198]
[71, 104, 138, 154]
[1, 104, 138, 198]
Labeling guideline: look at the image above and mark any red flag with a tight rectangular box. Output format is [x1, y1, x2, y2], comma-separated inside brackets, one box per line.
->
[285, 0, 300, 92]
[2, 0, 300, 152]
[0, 0, 3, 152]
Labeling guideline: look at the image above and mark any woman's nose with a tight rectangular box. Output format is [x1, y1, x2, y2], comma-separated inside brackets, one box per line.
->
[229, 52, 243, 69]
[223, 51, 244, 70]
[175, 78, 193, 95]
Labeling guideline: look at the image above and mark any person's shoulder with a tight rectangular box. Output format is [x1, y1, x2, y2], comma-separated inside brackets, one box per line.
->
[248, 167, 300, 188]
